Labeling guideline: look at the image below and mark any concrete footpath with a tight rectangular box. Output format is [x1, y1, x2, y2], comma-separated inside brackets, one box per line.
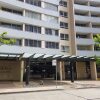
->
[0, 86, 64, 94]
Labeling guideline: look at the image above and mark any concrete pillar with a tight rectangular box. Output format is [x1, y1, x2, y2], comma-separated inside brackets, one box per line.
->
[57, 61, 65, 81]
[22, 39, 25, 47]
[42, 41, 45, 48]
[59, 61, 63, 81]
[90, 61, 97, 80]
[62, 61, 65, 80]
[20, 60, 24, 82]
[76, 62, 87, 80]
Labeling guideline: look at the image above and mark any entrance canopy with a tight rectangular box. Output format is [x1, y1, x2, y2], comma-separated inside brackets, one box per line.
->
[0, 52, 23, 59]
[22, 53, 95, 62]
[0, 52, 95, 61]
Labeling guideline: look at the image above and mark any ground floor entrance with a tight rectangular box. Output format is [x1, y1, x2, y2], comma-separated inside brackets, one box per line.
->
[29, 60, 56, 80]
[0, 53, 98, 83]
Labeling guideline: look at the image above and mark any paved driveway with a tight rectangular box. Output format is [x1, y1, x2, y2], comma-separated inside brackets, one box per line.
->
[0, 88, 100, 100]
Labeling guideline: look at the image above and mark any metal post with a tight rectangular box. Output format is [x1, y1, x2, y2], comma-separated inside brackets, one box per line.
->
[56, 60, 58, 88]
[25, 59, 30, 85]
[70, 61, 74, 83]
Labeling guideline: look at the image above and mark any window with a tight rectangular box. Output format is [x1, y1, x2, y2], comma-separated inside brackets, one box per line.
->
[76, 34, 88, 38]
[60, 22, 68, 29]
[25, 0, 41, 7]
[18, 0, 24, 2]
[44, 15, 58, 23]
[55, 30, 59, 36]
[44, 2, 58, 11]
[45, 42, 59, 49]
[25, 39, 41, 47]
[59, 1, 67, 7]
[2, 7, 22, 15]
[0, 22, 22, 30]
[77, 45, 91, 50]
[60, 34, 69, 40]
[25, 25, 41, 34]
[60, 11, 68, 18]
[13, 39, 22, 46]
[45, 28, 59, 36]
[45, 28, 52, 35]
[61, 46, 69, 52]
[25, 10, 41, 20]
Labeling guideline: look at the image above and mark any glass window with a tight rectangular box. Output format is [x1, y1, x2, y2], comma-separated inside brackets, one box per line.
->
[44, 2, 58, 11]
[25, 10, 41, 20]
[45, 41, 59, 49]
[55, 30, 59, 36]
[61, 46, 69, 52]
[25, 25, 41, 34]
[60, 34, 69, 40]
[25, 0, 41, 7]
[59, 1, 67, 7]
[45, 28, 52, 35]
[25, 39, 41, 47]
[2, 7, 22, 15]
[60, 11, 68, 18]
[60, 22, 68, 29]
[44, 15, 58, 23]
[45, 28, 59, 36]
[0, 22, 22, 30]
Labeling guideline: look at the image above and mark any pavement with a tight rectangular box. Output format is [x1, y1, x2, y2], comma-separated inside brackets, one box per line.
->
[0, 86, 64, 94]
[0, 89, 100, 100]
[0, 80, 100, 94]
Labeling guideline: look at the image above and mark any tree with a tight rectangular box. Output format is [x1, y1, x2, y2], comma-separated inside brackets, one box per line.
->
[93, 34, 100, 66]
[0, 32, 16, 45]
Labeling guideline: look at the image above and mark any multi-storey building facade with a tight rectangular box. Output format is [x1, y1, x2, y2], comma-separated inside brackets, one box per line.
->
[0, 0, 99, 82]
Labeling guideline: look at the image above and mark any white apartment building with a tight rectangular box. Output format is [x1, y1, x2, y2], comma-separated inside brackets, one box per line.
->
[74, 0, 100, 57]
[0, 0, 98, 82]
[0, 0, 61, 55]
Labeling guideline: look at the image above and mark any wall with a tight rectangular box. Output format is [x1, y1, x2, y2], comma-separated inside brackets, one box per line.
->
[76, 62, 87, 79]
[0, 60, 21, 81]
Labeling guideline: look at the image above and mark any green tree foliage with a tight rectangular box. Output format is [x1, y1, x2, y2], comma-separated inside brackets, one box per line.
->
[93, 34, 100, 66]
[94, 34, 100, 47]
[94, 56, 100, 66]
[0, 32, 16, 45]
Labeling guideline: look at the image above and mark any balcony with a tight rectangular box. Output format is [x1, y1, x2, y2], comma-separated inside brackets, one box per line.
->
[76, 26, 100, 34]
[75, 15, 100, 23]
[74, 4, 100, 13]
[0, 45, 61, 55]
[0, 11, 59, 29]
[90, 0, 100, 3]
[0, 0, 59, 17]
[0, 27, 60, 42]
[76, 38, 94, 45]
[76, 50, 100, 57]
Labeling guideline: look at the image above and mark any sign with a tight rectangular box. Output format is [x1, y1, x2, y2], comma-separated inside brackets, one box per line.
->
[52, 60, 57, 66]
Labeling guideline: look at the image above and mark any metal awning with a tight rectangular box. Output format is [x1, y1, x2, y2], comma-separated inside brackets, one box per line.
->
[0, 52, 95, 61]
[22, 53, 95, 61]
[0, 52, 23, 59]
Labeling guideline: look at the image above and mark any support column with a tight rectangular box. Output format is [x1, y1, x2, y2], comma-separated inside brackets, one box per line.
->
[20, 60, 24, 82]
[62, 61, 65, 80]
[90, 61, 97, 80]
[70, 61, 74, 82]
[59, 61, 63, 81]
[57, 60, 64, 81]
[25, 59, 30, 85]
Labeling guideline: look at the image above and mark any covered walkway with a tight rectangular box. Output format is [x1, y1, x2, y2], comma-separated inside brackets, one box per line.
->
[0, 52, 97, 86]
